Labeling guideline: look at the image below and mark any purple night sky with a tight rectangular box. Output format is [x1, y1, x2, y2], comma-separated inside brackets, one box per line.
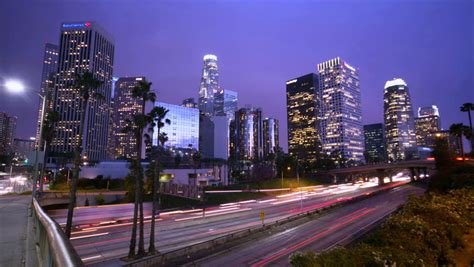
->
[0, 0, 472, 151]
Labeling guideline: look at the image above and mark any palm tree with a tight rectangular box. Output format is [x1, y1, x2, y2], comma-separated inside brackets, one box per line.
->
[148, 106, 170, 254]
[65, 71, 103, 238]
[460, 103, 474, 150]
[124, 79, 156, 258]
[39, 111, 60, 191]
[449, 123, 471, 160]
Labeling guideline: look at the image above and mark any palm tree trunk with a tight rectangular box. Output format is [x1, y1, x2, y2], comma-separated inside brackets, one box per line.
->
[137, 165, 145, 256]
[65, 101, 87, 238]
[459, 136, 465, 160]
[128, 162, 139, 258]
[149, 128, 160, 253]
[468, 110, 473, 152]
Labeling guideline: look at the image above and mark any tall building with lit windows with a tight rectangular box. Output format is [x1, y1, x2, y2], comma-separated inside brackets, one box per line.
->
[415, 105, 441, 148]
[35, 43, 59, 148]
[111, 77, 146, 159]
[383, 78, 417, 161]
[51, 22, 115, 162]
[363, 123, 386, 163]
[198, 54, 220, 117]
[0, 112, 17, 156]
[230, 107, 264, 161]
[317, 57, 364, 163]
[263, 118, 279, 158]
[286, 73, 320, 163]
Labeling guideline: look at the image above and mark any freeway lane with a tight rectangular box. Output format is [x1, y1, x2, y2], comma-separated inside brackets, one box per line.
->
[194, 184, 425, 267]
[46, 178, 411, 265]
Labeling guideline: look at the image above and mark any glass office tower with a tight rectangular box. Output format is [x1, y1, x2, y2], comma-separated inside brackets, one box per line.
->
[198, 54, 220, 117]
[51, 21, 115, 161]
[263, 118, 279, 157]
[286, 73, 321, 163]
[383, 78, 417, 161]
[317, 57, 364, 163]
[363, 123, 386, 163]
[35, 43, 59, 148]
[415, 105, 441, 148]
[154, 102, 199, 150]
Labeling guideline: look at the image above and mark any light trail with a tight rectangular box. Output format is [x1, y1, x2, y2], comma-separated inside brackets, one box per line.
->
[174, 208, 253, 222]
[70, 232, 110, 240]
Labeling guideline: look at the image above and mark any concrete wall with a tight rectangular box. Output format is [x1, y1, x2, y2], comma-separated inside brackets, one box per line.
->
[79, 161, 228, 186]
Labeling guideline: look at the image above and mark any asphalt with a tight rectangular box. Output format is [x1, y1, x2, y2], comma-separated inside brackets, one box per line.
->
[0, 195, 37, 267]
[46, 178, 412, 265]
[193, 184, 425, 267]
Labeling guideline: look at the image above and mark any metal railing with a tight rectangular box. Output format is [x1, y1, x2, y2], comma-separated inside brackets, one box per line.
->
[32, 198, 84, 267]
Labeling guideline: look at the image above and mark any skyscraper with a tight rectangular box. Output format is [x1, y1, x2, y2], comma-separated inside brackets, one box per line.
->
[383, 78, 417, 161]
[182, 98, 197, 109]
[230, 107, 263, 161]
[0, 112, 17, 156]
[111, 77, 147, 159]
[35, 43, 59, 147]
[198, 54, 219, 117]
[317, 57, 364, 163]
[154, 102, 199, 150]
[415, 105, 441, 148]
[263, 118, 279, 158]
[363, 123, 386, 163]
[51, 21, 115, 162]
[214, 89, 238, 121]
[286, 73, 320, 163]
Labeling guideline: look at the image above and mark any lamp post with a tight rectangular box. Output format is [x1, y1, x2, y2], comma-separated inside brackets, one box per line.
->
[3, 79, 46, 199]
[33, 94, 46, 197]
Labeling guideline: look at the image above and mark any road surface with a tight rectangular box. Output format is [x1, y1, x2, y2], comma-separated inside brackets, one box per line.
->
[194, 184, 425, 267]
[47, 178, 411, 265]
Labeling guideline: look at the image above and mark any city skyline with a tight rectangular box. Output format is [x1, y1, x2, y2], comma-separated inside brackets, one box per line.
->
[0, 1, 472, 152]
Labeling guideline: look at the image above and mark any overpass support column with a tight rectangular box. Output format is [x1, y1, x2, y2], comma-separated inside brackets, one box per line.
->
[376, 169, 385, 185]
[423, 167, 428, 178]
[410, 167, 416, 182]
[332, 175, 337, 184]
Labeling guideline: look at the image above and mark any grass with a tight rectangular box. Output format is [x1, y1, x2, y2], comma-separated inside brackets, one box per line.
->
[207, 178, 320, 191]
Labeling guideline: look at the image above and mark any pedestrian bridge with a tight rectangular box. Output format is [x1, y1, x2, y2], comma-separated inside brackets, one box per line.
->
[324, 160, 436, 185]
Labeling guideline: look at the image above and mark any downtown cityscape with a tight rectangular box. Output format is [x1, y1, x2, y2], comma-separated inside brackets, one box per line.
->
[0, 1, 473, 267]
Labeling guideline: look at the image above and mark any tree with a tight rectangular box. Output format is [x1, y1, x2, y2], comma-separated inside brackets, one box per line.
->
[39, 111, 60, 192]
[449, 123, 471, 160]
[65, 71, 103, 238]
[148, 106, 170, 254]
[121, 79, 156, 258]
[460, 103, 474, 151]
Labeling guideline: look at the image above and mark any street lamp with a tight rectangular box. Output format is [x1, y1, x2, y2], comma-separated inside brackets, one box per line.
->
[5, 79, 26, 94]
[3, 79, 46, 199]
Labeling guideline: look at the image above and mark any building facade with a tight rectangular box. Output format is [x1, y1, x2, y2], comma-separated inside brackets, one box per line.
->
[154, 102, 199, 150]
[198, 54, 220, 117]
[13, 138, 35, 160]
[317, 57, 364, 163]
[363, 123, 386, 163]
[0, 112, 17, 156]
[230, 107, 263, 161]
[51, 21, 115, 162]
[35, 43, 59, 148]
[182, 98, 197, 109]
[111, 77, 146, 159]
[286, 73, 320, 163]
[214, 89, 238, 121]
[383, 78, 417, 161]
[263, 118, 279, 158]
[415, 105, 441, 148]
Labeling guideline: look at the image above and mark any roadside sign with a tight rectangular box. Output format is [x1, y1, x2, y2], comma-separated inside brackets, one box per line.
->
[260, 211, 265, 225]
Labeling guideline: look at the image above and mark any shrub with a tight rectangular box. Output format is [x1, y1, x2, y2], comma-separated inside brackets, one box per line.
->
[95, 194, 105, 205]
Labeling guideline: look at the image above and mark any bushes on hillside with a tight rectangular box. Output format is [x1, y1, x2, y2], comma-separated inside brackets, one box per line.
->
[290, 164, 474, 267]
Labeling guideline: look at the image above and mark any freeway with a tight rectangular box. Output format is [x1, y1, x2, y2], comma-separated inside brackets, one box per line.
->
[47, 176, 412, 265]
[194, 184, 425, 267]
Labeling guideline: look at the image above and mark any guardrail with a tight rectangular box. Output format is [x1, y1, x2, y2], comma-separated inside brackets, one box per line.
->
[32, 198, 84, 267]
